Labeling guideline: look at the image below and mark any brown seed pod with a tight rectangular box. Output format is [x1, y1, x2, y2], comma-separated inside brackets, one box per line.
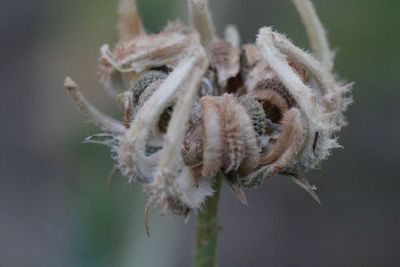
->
[238, 95, 267, 136]
[131, 70, 168, 103]
[131, 71, 178, 135]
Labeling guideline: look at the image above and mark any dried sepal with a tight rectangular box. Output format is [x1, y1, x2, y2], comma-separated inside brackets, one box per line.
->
[225, 173, 249, 205]
[84, 133, 116, 147]
[291, 175, 320, 204]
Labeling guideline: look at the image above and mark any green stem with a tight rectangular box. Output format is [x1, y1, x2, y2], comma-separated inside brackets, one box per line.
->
[194, 177, 222, 267]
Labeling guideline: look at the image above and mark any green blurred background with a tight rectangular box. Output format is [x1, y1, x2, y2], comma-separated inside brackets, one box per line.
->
[1, 0, 399, 266]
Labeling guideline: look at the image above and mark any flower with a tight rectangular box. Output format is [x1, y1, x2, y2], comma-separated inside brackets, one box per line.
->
[64, 0, 352, 221]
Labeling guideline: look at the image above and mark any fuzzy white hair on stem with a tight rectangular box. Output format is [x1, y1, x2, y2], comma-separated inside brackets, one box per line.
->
[174, 167, 214, 209]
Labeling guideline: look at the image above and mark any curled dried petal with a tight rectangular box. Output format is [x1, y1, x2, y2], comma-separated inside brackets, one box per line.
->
[100, 32, 191, 73]
[201, 96, 224, 177]
[188, 0, 216, 51]
[117, 0, 146, 40]
[199, 94, 259, 177]
[64, 77, 126, 135]
[291, 0, 334, 69]
[259, 108, 306, 167]
[211, 41, 241, 90]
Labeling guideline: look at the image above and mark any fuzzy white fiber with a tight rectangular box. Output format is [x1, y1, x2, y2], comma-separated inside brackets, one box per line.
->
[175, 168, 214, 209]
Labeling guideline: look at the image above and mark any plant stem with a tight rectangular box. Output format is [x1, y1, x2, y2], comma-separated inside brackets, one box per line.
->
[194, 177, 222, 267]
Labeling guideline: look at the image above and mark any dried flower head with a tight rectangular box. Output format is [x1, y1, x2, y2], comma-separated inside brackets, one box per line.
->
[64, 0, 352, 222]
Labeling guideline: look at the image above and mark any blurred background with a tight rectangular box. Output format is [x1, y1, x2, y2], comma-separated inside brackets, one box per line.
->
[1, 0, 399, 266]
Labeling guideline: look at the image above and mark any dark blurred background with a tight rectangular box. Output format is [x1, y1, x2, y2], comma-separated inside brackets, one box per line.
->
[1, 0, 399, 266]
